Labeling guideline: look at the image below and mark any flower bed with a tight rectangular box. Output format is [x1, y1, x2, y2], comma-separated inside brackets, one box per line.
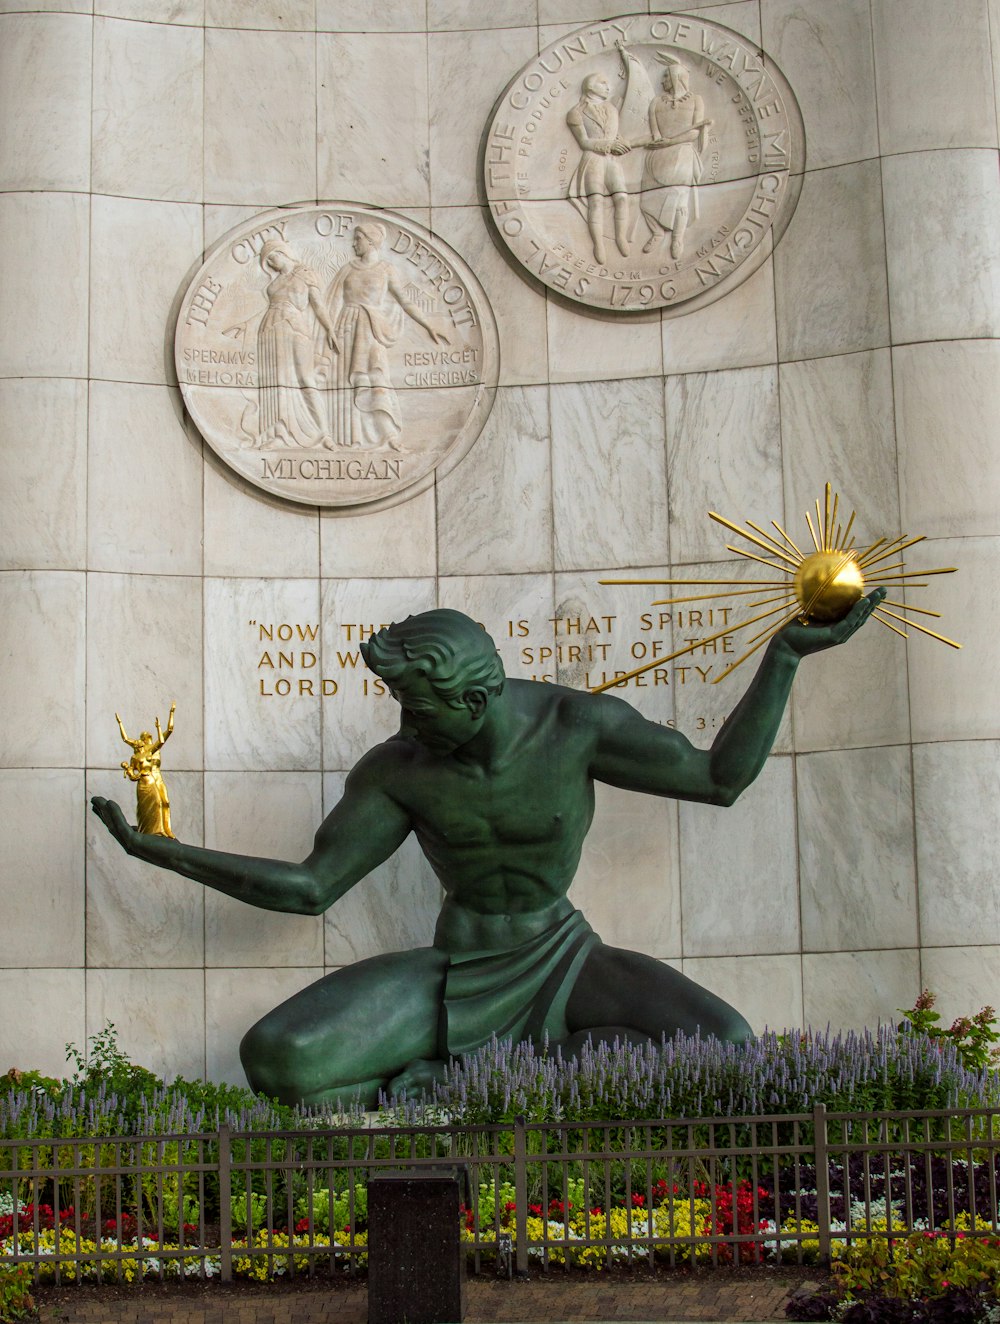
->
[788, 1223, 1000, 1322]
[5, 1181, 999, 1284]
[4, 1000, 1000, 1297]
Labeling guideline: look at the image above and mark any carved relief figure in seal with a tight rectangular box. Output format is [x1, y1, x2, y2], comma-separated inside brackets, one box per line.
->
[639, 55, 712, 258]
[115, 704, 176, 839]
[324, 222, 450, 451]
[92, 594, 883, 1107]
[566, 72, 634, 264]
[254, 240, 338, 449]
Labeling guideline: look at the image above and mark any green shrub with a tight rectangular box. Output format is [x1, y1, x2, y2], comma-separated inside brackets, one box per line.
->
[898, 991, 1000, 1075]
[294, 1182, 367, 1234]
[833, 1227, 1000, 1300]
[230, 1190, 268, 1232]
[0, 1264, 34, 1322]
[474, 1179, 516, 1227]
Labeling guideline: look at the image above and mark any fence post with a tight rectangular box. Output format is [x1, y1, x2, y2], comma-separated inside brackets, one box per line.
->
[218, 1124, 232, 1284]
[813, 1104, 831, 1266]
[513, 1115, 529, 1276]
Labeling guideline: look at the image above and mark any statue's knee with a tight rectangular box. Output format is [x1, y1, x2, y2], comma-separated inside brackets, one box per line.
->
[240, 1017, 300, 1098]
[708, 1007, 753, 1046]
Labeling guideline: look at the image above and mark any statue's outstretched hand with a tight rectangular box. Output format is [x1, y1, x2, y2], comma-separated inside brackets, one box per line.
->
[91, 796, 138, 854]
[776, 587, 886, 659]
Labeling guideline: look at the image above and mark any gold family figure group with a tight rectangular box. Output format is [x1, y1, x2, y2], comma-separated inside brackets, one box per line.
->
[115, 705, 175, 839]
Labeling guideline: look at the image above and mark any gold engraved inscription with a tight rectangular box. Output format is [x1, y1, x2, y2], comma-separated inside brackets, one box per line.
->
[245, 608, 741, 721]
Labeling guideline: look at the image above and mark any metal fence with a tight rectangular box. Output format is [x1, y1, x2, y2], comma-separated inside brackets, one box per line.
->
[3, 1103, 1000, 1285]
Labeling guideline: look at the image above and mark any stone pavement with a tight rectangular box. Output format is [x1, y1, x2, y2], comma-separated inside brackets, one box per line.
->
[36, 1269, 821, 1323]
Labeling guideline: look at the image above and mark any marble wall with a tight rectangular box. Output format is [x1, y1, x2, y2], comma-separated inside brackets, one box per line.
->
[2, 0, 998, 1082]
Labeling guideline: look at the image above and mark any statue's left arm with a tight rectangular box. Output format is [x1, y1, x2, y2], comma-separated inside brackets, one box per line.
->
[90, 748, 413, 916]
[590, 589, 884, 806]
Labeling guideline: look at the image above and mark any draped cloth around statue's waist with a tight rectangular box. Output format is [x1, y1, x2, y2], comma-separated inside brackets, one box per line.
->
[442, 908, 600, 1056]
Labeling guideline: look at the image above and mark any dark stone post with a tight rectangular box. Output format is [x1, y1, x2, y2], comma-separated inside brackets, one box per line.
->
[368, 1170, 467, 1324]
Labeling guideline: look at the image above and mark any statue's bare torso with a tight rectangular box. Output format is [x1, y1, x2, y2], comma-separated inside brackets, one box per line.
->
[361, 680, 596, 952]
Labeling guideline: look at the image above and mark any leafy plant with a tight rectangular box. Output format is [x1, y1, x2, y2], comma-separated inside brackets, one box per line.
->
[786, 1286, 840, 1320]
[65, 1021, 159, 1098]
[0, 1264, 34, 1321]
[293, 1182, 367, 1234]
[788, 1226, 1000, 1323]
[833, 1228, 1000, 1299]
[899, 992, 1000, 1074]
[788, 1284, 1000, 1324]
[231, 1190, 268, 1233]
[473, 1179, 516, 1228]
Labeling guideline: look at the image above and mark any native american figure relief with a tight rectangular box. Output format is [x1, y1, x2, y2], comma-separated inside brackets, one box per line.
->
[638, 54, 712, 259]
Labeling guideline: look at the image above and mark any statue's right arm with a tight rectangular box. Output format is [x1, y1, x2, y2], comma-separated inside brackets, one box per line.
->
[90, 753, 412, 917]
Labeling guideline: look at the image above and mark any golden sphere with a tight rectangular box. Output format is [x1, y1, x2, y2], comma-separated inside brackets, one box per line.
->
[793, 551, 865, 623]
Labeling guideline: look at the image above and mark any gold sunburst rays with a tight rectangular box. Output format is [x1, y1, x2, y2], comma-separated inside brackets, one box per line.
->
[591, 483, 960, 694]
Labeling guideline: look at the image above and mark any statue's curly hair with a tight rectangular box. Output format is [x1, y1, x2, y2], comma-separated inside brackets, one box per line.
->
[360, 609, 505, 704]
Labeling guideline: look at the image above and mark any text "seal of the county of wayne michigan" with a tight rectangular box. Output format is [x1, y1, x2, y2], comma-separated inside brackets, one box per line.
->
[482, 13, 804, 316]
[176, 204, 500, 510]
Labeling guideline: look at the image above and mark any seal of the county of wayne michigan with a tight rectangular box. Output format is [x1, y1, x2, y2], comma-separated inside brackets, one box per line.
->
[175, 204, 500, 510]
[482, 13, 804, 316]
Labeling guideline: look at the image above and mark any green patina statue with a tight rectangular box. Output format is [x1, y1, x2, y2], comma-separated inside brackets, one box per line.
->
[92, 591, 884, 1106]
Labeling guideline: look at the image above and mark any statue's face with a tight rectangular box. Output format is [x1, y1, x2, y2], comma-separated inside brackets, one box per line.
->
[663, 66, 688, 96]
[390, 672, 487, 757]
[265, 250, 291, 273]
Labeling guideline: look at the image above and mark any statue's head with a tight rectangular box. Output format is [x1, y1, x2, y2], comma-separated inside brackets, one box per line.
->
[583, 73, 610, 100]
[259, 239, 295, 273]
[660, 58, 689, 97]
[361, 610, 505, 754]
[353, 221, 386, 256]
[362, 609, 504, 702]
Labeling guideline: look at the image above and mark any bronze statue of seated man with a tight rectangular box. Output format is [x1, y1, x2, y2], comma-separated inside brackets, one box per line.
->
[92, 595, 881, 1106]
